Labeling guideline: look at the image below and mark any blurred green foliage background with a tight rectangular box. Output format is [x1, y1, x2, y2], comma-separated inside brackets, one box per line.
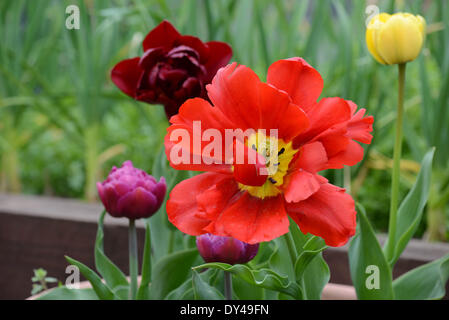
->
[0, 0, 448, 240]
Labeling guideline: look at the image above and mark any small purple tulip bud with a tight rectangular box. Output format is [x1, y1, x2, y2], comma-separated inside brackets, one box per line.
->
[196, 234, 259, 265]
[97, 160, 166, 219]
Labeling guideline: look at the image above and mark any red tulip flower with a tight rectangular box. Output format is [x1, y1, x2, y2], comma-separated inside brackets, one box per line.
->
[165, 58, 373, 247]
[111, 20, 232, 119]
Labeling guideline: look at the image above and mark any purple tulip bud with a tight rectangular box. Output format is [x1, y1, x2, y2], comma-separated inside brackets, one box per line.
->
[196, 234, 259, 265]
[97, 160, 166, 220]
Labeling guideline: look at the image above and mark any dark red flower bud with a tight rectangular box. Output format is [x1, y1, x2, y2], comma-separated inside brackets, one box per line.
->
[111, 20, 232, 119]
[97, 161, 166, 220]
[196, 233, 259, 265]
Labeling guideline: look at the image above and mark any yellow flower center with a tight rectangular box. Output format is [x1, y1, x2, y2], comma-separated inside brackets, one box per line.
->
[238, 132, 297, 199]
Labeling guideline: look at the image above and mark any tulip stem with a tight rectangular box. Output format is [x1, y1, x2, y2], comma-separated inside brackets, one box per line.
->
[385, 63, 406, 263]
[224, 271, 232, 300]
[128, 219, 138, 300]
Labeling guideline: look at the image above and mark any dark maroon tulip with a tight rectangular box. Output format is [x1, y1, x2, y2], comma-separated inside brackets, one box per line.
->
[196, 234, 259, 265]
[97, 161, 166, 220]
[111, 20, 233, 119]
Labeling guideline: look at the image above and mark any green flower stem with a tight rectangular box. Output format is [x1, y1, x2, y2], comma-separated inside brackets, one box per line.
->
[224, 271, 232, 300]
[385, 63, 406, 262]
[283, 232, 298, 280]
[168, 231, 175, 254]
[343, 166, 352, 194]
[128, 219, 138, 300]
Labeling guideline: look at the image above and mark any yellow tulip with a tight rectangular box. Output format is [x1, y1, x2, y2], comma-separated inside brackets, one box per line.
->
[366, 13, 426, 65]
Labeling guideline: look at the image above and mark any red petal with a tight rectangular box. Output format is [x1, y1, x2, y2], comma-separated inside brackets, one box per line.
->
[207, 63, 260, 130]
[318, 131, 349, 158]
[325, 140, 364, 169]
[286, 183, 356, 247]
[283, 170, 322, 203]
[166, 172, 230, 235]
[203, 41, 233, 83]
[267, 58, 323, 113]
[210, 193, 289, 244]
[291, 141, 328, 173]
[346, 101, 374, 144]
[294, 97, 351, 146]
[258, 83, 309, 140]
[207, 63, 309, 140]
[165, 97, 234, 173]
[232, 140, 268, 186]
[142, 20, 181, 51]
[111, 57, 142, 98]
[196, 177, 241, 221]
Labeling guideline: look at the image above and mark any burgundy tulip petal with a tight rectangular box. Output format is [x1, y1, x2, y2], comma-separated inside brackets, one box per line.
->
[177, 35, 209, 62]
[203, 41, 233, 83]
[143, 20, 181, 51]
[139, 47, 165, 70]
[112, 20, 232, 119]
[111, 57, 142, 98]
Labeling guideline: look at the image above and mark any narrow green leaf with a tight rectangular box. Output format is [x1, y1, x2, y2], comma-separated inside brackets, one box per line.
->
[294, 236, 327, 281]
[348, 204, 394, 299]
[65, 256, 115, 300]
[393, 253, 449, 300]
[150, 248, 199, 299]
[137, 220, 152, 300]
[269, 237, 295, 280]
[385, 148, 435, 265]
[289, 223, 329, 300]
[165, 278, 194, 300]
[192, 270, 224, 300]
[301, 253, 330, 300]
[94, 211, 128, 293]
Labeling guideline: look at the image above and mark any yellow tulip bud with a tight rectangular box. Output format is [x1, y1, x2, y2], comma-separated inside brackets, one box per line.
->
[366, 12, 426, 65]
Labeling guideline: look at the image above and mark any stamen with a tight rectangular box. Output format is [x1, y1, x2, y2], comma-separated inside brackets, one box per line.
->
[278, 147, 285, 156]
[268, 177, 277, 184]
[252, 144, 257, 151]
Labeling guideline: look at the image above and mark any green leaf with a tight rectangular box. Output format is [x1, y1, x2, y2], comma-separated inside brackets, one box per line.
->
[393, 253, 449, 300]
[31, 284, 43, 295]
[384, 148, 435, 266]
[94, 211, 128, 294]
[137, 220, 152, 300]
[232, 275, 265, 300]
[36, 287, 99, 300]
[249, 241, 274, 269]
[269, 237, 295, 280]
[348, 204, 394, 299]
[294, 236, 327, 281]
[289, 223, 330, 299]
[150, 248, 199, 299]
[165, 278, 194, 300]
[289, 218, 314, 252]
[65, 256, 115, 300]
[194, 262, 302, 299]
[301, 253, 330, 300]
[192, 270, 224, 300]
